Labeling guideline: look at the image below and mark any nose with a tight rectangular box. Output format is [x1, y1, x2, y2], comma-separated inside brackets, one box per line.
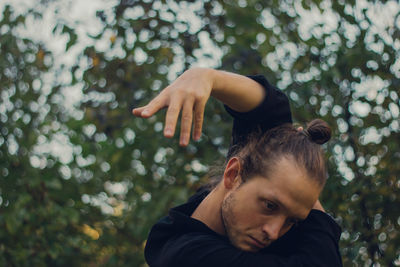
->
[261, 216, 286, 241]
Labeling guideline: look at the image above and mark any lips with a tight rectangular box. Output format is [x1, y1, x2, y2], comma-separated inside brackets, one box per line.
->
[249, 236, 267, 248]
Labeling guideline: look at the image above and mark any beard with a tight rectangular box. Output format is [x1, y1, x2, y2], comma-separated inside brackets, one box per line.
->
[220, 191, 247, 250]
[221, 190, 272, 252]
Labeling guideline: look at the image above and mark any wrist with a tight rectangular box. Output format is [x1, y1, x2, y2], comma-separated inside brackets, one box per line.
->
[208, 69, 223, 96]
[186, 67, 216, 92]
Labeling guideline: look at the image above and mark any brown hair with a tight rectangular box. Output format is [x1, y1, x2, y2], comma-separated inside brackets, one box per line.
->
[208, 119, 331, 188]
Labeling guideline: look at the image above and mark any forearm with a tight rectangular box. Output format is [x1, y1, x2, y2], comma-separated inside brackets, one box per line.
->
[132, 67, 268, 145]
[208, 69, 266, 112]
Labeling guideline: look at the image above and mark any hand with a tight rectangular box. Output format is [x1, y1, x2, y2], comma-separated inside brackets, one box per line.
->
[132, 68, 214, 146]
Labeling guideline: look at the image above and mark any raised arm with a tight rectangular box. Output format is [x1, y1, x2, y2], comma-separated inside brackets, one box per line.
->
[132, 68, 265, 146]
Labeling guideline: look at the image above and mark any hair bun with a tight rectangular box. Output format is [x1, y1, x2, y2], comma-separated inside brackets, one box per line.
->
[305, 119, 331, 145]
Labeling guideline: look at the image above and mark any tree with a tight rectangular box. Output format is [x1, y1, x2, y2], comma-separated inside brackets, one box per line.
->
[1, 0, 399, 265]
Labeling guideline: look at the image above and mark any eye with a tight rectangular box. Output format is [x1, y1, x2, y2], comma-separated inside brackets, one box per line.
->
[264, 201, 278, 211]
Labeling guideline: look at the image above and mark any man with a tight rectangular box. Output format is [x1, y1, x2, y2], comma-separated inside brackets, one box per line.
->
[133, 68, 342, 266]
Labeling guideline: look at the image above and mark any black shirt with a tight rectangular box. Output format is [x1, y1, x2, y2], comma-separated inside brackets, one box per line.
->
[145, 75, 342, 266]
[145, 188, 342, 267]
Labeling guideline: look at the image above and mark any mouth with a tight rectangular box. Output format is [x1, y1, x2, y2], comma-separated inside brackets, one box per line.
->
[248, 236, 267, 249]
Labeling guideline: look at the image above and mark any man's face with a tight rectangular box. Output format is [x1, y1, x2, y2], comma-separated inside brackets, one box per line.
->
[221, 156, 321, 252]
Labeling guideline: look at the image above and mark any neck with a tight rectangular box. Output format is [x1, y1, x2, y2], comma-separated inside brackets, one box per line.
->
[191, 184, 226, 235]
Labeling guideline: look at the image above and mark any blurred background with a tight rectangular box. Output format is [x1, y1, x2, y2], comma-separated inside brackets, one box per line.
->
[0, 0, 399, 266]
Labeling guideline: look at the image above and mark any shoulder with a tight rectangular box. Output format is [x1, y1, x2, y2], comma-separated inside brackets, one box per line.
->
[147, 230, 236, 267]
[158, 231, 301, 267]
[165, 232, 250, 267]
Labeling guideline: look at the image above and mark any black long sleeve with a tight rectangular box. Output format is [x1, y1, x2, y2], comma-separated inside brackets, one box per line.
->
[225, 74, 292, 157]
[145, 189, 342, 267]
[169, 211, 341, 267]
[145, 74, 342, 267]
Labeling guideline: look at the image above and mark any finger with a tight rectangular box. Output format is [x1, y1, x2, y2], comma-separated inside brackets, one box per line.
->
[132, 106, 146, 117]
[133, 97, 166, 118]
[164, 99, 182, 138]
[141, 97, 167, 118]
[180, 100, 194, 146]
[192, 100, 206, 141]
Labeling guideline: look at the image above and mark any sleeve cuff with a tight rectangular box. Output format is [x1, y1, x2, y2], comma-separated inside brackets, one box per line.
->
[223, 74, 292, 124]
[223, 75, 270, 120]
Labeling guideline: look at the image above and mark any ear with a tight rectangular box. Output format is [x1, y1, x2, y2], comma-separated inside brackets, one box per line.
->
[223, 157, 242, 190]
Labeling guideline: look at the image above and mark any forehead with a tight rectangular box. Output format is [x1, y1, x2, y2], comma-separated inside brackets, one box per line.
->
[241, 157, 321, 217]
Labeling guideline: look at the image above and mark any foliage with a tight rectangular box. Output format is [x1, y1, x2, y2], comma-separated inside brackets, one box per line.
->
[1, 0, 399, 266]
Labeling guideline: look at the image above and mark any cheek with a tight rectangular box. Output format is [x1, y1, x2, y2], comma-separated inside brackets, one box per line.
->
[233, 207, 265, 230]
[223, 190, 264, 230]
[234, 199, 266, 226]
[223, 202, 255, 231]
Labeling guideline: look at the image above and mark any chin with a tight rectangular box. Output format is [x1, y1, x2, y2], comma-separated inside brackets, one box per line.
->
[233, 241, 265, 253]
[244, 246, 261, 253]
[242, 244, 265, 253]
